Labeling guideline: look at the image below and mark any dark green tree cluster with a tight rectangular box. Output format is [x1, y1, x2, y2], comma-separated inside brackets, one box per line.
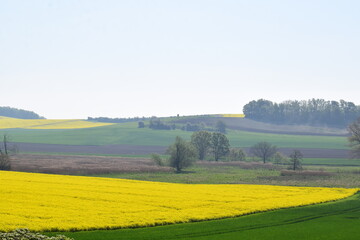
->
[191, 131, 230, 161]
[243, 99, 360, 127]
[190, 131, 212, 160]
[0, 106, 44, 119]
[181, 122, 206, 132]
[138, 121, 145, 128]
[166, 131, 232, 172]
[215, 120, 227, 133]
[149, 117, 175, 130]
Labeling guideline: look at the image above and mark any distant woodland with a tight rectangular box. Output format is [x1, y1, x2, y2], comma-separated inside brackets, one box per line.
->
[0, 106, 44, 119]
[243, 99, 360, 128]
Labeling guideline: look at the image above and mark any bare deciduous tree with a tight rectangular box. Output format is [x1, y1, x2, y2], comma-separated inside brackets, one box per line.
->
[348, 117, 360, 159]
[0, 134, 12, 170]
[289, 150, 303, 170]
[250, 142, 277, 163]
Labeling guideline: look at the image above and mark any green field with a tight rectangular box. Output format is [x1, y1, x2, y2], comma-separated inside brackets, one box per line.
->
[303, 158, 360, 166]
[90, 159, 360, 188]
[0, 122, 348, 149]
[47, 193, 360, 240]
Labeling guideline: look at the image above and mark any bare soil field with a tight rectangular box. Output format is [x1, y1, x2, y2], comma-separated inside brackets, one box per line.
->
[10, 142, 168, 155]
[11, 154, 171, 175]
[11, 142, 350, 158]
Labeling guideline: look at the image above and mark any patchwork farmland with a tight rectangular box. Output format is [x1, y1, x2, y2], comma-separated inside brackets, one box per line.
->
[1, 115, 359, 240]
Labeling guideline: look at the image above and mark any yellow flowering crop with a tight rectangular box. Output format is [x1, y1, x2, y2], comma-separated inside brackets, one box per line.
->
[222, 114, 245, 118]
[0, 171, 357, 232]
[0, 117, 113, 129]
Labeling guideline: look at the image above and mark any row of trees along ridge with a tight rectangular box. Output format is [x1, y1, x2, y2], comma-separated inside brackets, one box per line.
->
[243, 99, 360, 127]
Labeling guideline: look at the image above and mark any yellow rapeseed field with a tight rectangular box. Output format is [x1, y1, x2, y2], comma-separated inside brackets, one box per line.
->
[0, 116, 113, 129]
[222, 114, 245, 118]
[0, 171, 358, 232]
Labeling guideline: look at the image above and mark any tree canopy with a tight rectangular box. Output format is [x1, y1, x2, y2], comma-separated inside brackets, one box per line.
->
[250, 141, 277, 163]
[167, 136, 197, 172]
[211, 132, 230, 161]
[243, 99, 360, 127]
[191, 131, 212, 160]
[0, 106, 44, 119]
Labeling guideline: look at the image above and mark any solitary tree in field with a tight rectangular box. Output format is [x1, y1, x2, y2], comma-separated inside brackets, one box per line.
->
[0, 134, 12, 170]
[191, 131, 212, 160]
[289, 150, 303, 170]
[167, 136, 197, 172]
[211, 132, 230, 161]
[348, 117, 360, 159]
[250, 141, 277, 163]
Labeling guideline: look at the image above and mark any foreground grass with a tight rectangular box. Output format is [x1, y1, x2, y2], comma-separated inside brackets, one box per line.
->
[0, 122, 348, 149]
[47, 193, 360, 240]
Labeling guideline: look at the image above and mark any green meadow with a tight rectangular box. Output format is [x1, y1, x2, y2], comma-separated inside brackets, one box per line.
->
[0, 122, 348, 149]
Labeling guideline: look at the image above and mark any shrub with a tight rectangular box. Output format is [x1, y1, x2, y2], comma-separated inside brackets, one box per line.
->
[272, 152, 289, 165]
[151, 153, 166, 166]
[228, 148, 247, 161]
[167, 136, 197, 172]
[0, 229, 73, 240]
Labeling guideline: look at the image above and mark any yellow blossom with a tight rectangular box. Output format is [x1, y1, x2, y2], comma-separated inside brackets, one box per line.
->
[0, 171, 357, 232]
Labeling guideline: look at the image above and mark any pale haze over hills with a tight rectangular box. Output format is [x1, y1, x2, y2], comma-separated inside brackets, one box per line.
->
[1, 0, 359, 119]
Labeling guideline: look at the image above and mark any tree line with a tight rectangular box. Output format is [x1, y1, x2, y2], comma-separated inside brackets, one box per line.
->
[0, 106, 44, 119]
[157, 132, 306, 173]
[243, 99, 360, 127]
[143, 117, 227, 133]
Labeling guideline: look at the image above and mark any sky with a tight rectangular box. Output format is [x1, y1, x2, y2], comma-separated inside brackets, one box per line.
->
[1, 0, 359, 119]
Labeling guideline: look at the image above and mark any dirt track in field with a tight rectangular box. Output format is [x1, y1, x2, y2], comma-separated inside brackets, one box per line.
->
[11, 154, 171, 175]
[11, 142, 168, 155]
[10, 142, 350, 159]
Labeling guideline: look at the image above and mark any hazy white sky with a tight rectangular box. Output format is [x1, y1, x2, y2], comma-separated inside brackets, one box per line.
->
[1, 0, 359, 119]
